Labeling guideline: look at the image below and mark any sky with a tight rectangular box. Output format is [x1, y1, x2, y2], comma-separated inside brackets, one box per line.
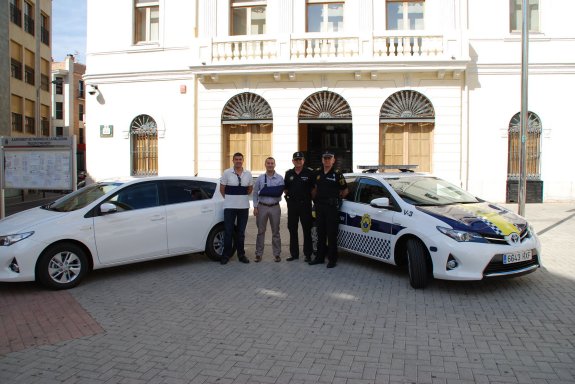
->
[52, 0, 87, 63]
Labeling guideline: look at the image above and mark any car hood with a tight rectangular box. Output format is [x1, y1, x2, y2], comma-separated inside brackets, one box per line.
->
[417, 202, 527, 236]
[0, 207, 68, 233]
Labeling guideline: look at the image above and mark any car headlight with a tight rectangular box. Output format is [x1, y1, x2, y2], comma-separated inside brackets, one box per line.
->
[436, 226, 487, 243]
[0, 231, 34, 246]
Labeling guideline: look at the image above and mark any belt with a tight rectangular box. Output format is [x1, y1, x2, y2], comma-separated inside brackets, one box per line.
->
[258, 202, 279, 207]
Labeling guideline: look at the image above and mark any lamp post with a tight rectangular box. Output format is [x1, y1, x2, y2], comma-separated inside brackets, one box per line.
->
[518, 0, 529, 216]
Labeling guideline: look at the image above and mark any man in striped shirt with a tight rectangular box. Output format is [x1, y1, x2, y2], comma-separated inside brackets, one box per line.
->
[219, 153, 254, 265]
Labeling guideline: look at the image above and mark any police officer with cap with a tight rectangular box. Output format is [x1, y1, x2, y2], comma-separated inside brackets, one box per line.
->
[310, 150, 348, 268]
[284, 151, 315, 262]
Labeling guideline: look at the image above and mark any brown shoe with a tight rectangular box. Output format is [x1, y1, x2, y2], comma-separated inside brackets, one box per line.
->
[274, 256, 281, 262]
[255, 255, 262, 263]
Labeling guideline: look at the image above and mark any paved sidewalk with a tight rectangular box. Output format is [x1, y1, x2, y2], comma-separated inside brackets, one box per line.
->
[0, 203, 574, 384]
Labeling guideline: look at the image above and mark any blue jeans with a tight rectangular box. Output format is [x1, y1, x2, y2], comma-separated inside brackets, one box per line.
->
[223, 208, 249, 259]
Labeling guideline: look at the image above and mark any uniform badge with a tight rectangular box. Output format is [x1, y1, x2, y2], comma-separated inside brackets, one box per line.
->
[361, 214, 372, 233]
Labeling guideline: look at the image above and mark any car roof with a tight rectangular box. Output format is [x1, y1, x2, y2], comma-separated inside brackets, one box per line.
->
[97, 176, 220, 185]
[344, 171, 431, 180]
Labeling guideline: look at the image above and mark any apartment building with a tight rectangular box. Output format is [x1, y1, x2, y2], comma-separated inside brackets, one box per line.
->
[52, 54, 87, 171]
[84, 0, 575, 202]
[6, 0, 52, 139]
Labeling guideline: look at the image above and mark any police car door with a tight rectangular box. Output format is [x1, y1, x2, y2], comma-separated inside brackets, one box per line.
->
[339, 177, 396, 263]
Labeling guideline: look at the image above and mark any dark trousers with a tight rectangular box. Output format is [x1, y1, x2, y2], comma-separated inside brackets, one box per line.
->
[287, 200, 313, 258]
[223, 208, 249, 260]
[316, 202, 339, 263]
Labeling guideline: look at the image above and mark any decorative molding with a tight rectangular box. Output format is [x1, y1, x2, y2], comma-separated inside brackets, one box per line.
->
[222, 92, 273, 122]
[299, 91, 352, 120]
[380, 90, 435, 120]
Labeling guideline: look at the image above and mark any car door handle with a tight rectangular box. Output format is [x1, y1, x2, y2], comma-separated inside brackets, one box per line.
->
[150, 215, 165, 221]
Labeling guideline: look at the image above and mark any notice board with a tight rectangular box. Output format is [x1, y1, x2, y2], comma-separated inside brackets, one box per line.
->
[1, 137, 75, 190]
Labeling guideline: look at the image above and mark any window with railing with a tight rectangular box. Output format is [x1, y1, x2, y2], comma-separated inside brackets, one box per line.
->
[25, 116, 35, 134]
[79, 128, 85, 144]
[307, 0, 344, 32]
[510, 0, 539, 32]
[387, 0, 424, 30]
[55, 78, 63, 94]
[231, 0, 267, 35]
[11, 59, 23, 80]
[507, 112, 541, 180]
[55, 102, 63, 120]
[10, 0, 22, 26]
[41, 13, 50, 45]
[78, 80, 85, 98]
[131, 114, 158, 176]
[79, 104, 84, 122]
[24, 66, 34, 85]
[24, 1, 34, 35]
[40, 74, 49, 91]
[41, 118, 50, 136]
[12, 113, 23, 132]
[134, 0, 159, 43]
[56, 126, 63, 136]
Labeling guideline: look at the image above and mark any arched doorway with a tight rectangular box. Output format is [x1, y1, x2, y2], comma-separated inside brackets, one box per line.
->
[221, 92, 273, 172]
[379, 90, 435, 172]
[130, 114, 158, 176]
[298, 91, 352, 171]
[506, 111, 543, 203]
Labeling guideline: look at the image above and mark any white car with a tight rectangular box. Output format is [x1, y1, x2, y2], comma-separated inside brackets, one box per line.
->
[0, 177, 227, 289]
[335, 170, 541, 288]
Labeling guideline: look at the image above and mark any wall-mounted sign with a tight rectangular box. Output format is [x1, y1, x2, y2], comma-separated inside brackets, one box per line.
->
[100, 125, 114, 137]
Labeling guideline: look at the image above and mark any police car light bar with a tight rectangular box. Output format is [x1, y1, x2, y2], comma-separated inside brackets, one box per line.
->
[358, 164, 419, 173]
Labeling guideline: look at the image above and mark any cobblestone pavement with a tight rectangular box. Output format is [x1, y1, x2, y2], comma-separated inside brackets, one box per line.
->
[0, 203, 574, 384]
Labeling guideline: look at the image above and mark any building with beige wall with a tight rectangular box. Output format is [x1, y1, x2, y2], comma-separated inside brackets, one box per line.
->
[84, 0, 575, 202]
[52, 55, 87, 170]
[7, 0, 52, 139]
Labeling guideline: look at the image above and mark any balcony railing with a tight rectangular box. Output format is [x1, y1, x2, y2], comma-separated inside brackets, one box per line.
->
[24, 15, 34, 35]
[202, 32, 457, 66]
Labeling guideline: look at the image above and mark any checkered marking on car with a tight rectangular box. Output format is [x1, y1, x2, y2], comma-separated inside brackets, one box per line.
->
[338, 230, 392, 260]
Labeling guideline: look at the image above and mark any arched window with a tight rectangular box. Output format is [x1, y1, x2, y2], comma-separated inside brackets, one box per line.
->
[507, 112, 542, 180]
[130, 114, 158, 176]
[221, 92, 273, 172]
[379, 90, 435, 172]
[298, 91, 352, 122]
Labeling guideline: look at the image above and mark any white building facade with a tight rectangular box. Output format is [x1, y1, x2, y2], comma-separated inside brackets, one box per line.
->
[84, 0, 575, 202]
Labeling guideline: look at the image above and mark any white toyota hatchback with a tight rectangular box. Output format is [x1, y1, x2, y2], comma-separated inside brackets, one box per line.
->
[0, 177, 227, 289]
[337, 169, 541, 288]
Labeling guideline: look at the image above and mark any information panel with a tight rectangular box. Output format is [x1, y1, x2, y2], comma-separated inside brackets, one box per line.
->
[1, 137, 75, 190]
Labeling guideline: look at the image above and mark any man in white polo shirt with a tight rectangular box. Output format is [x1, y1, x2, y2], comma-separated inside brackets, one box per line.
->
[219, 152, 254, 265]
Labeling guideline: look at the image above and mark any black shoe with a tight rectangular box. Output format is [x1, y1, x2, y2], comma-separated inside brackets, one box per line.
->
[220, 257, 229, 265]
[326, 262, 336, 268]
[238, 256, 250, 264]
[304, 256, 311, 263]
[308, 258, 324, 265]
[286, 256, 299, 261]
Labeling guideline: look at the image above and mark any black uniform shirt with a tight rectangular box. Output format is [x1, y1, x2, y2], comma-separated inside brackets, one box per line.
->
[314, 167, 347, 201]
[284, 167, 315, 201]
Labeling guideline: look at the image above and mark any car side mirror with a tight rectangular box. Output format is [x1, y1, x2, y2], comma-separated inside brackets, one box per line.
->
[100, 203, 118, 215]
[370, 197, 390, 208]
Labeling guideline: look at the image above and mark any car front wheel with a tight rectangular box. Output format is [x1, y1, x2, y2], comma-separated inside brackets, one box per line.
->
[36, 243, 89, 290]
[406, 238, 430, 289]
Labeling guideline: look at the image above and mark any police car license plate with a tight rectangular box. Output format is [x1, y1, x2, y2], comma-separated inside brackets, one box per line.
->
[502, 250, 532, 264]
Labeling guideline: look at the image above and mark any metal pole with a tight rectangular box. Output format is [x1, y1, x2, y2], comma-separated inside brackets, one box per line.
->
[518, 0, 529, 216]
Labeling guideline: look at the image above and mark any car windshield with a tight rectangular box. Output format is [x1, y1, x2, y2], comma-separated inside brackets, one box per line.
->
[42, 182, 124, 212]
[386, 176, 480, 206]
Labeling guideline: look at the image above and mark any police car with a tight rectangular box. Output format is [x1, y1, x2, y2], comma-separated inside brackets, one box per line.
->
[336, 166, 541, 288]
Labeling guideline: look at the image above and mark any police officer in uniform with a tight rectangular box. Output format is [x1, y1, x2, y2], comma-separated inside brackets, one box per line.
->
[309, 150, 348, 268]
[284, 151, 315, 262]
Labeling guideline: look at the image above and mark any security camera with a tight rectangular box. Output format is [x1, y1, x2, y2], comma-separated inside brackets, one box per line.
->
[88, 85, 98, 95]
